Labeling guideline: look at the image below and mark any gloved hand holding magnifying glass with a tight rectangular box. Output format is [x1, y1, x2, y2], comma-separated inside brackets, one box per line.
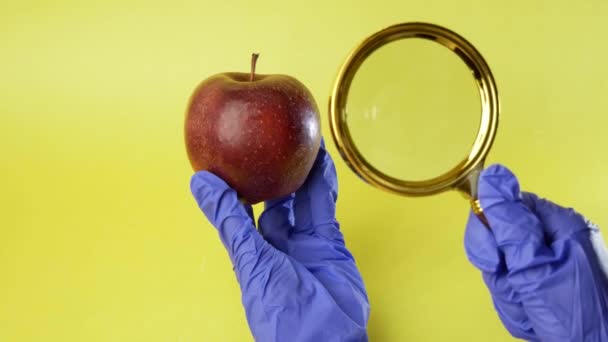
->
[465, 165, 608, 341]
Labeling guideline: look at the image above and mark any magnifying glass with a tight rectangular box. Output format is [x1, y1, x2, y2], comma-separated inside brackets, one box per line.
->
[329, 22, 499, 225]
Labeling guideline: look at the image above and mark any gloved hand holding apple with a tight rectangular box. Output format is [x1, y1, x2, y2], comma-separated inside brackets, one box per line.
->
[184, 54, 370, 341]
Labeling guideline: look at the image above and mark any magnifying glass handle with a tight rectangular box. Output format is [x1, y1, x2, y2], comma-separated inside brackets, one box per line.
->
[470, 199, 490, 228]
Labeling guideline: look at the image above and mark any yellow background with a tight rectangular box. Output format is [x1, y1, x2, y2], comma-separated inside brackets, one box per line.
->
[1, 0, 607, 341]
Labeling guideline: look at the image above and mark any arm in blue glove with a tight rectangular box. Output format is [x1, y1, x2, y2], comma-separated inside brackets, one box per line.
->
[190, 144, 370, 341]
[465, 164, 608, 341]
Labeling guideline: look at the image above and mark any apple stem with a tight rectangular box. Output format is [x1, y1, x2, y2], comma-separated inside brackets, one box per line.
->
[250, 53, 259, 82]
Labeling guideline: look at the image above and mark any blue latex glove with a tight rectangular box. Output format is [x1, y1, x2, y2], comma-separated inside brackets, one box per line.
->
[190, 144, 369, 341]
[465, 164, 608, 341]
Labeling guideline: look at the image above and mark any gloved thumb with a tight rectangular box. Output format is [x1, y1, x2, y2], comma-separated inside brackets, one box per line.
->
[478, 164, 554, 291]
[190, 171, 274, 281]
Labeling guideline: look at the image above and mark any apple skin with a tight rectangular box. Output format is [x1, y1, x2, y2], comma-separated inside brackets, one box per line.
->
[185, 72, 321, 204]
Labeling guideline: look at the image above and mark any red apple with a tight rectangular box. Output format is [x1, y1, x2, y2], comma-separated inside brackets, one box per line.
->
[185, 54, 321, 204]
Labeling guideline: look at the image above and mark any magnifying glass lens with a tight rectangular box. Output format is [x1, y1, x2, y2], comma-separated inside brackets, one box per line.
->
[346, 38, 481, 181]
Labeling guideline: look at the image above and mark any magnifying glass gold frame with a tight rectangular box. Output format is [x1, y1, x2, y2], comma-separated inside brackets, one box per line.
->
[329, 22, 499, 216]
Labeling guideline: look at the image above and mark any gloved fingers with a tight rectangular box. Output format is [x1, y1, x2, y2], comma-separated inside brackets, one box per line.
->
[464, 209, 502, 273]
[293, 142, 341, 239]
[482, 272, 538, 341]
[190, 171, 278, 284]
[258, 194, 295, 252]
[465, 206, 538, 339]
[478, 165, 555, 285]
[521, 192, 590, 242]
